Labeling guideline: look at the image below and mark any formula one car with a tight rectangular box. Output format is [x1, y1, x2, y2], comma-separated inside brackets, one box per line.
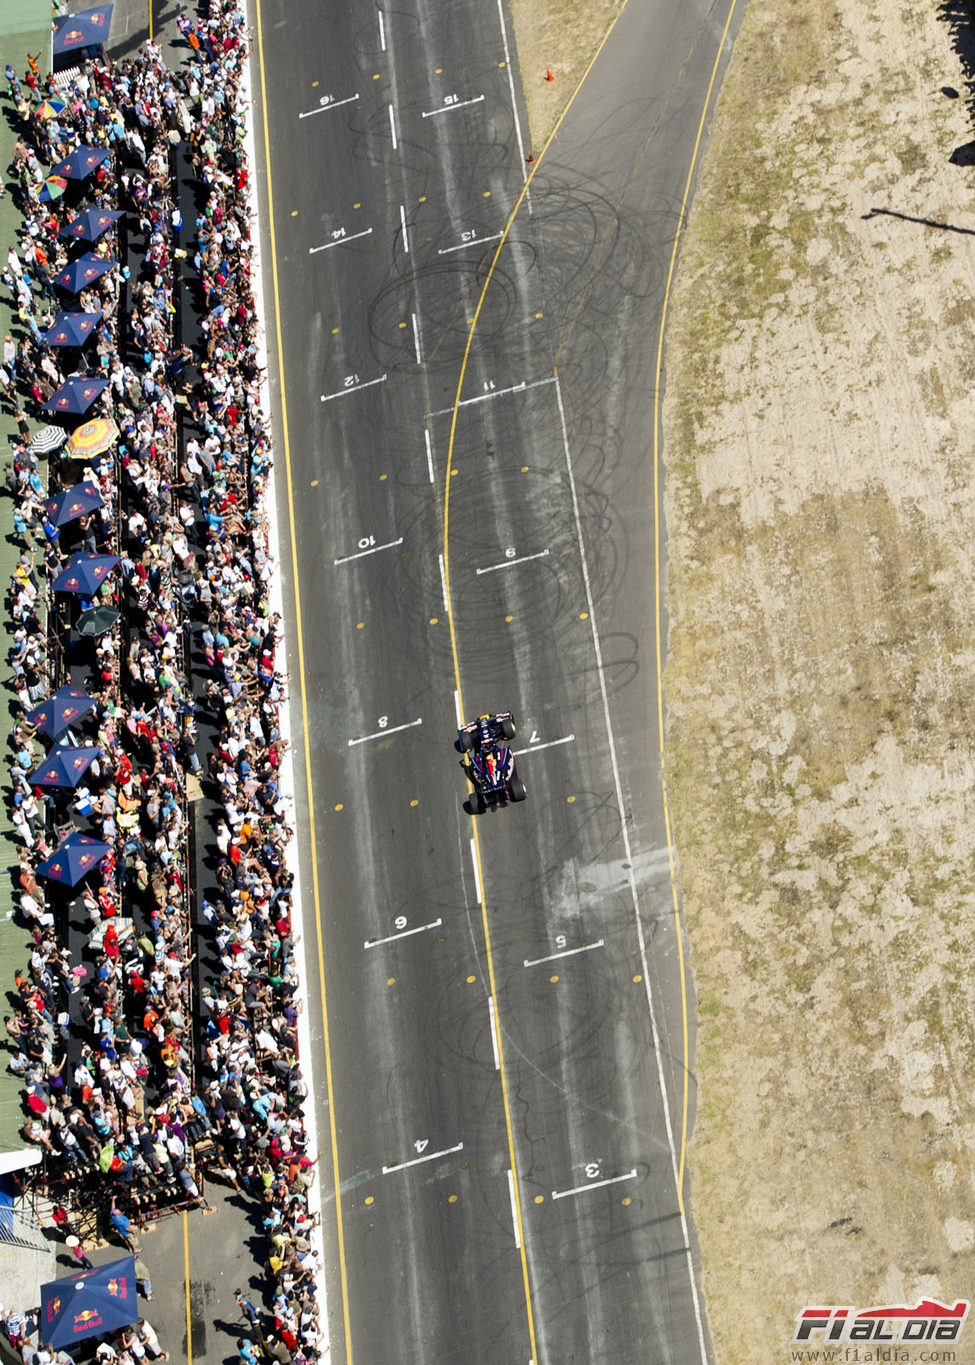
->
[458, 712, 527, 812]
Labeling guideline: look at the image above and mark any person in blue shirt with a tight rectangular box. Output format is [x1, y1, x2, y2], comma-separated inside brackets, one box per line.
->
[109, 1198, 137, 1251]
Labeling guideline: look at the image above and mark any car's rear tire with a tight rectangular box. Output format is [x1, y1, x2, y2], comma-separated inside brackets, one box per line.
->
[470, 786, 486, 813]
[460, 729, 475, 751]
[509, 777, 527, 802]
[501, 717, 516, 740]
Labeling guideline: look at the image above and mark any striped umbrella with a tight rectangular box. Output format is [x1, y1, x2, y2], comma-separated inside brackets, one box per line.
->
[29, 425, 68, 456]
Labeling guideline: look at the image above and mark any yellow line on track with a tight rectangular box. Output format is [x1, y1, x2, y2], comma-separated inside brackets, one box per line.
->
[253, 2, 354, 1360]
[183, 1211, 192, 1365]
[652, 0, 740, 1211]
[244, 0, 737, 1357]
[440, 15, 632, 1359]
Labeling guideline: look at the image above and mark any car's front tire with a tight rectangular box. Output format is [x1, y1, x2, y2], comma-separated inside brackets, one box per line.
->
[501, 718, 516, 740]
[509, 777, 527, 802]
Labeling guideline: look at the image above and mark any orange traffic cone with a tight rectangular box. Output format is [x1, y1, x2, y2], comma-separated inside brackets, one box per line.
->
[545, 69, 554, 81]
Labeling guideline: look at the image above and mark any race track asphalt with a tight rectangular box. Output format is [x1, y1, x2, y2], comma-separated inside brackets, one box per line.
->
[250, 0, 743, 1360]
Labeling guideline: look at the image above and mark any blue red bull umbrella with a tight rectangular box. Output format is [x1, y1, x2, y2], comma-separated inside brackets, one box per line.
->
[52, 552, 119, 594]
[51, 146, 111, 181]
[60, 207, 124, 243]
[27, 684, 97, 738]
[51, 253, 116, 295]
[28, 745, 102, 790]
[40, 1254, 136, 1348]
[44, 311, 102, 347]
[36, 830, 111, 885]
[53, 5, 114, 58]
[44, 480, 104, 527]
[43, 374, 109, 416]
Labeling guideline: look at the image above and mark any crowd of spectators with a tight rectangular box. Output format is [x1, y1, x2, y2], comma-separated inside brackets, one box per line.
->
[0, 4, 322, 1361]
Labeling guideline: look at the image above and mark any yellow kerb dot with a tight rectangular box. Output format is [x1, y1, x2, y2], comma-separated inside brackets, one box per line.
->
[290, 210, 298, 218]
[622, 1197, 632, 1206]
[364, 1195, 374, 1205]
[579, 612, 589, 620]
[450, 468, 458, 476]
[310, 479, 319, 487]
[386, 977, 395, 986]
[566, 795, 576, 804]
[550, 974, 559, 983]
[534, 1194, 544, 1204]
[535, 311, 543, 319]
[356, 622, 365, 630]
[312, 81, 319, 87]
[505, 615, 513, 623]
[633, 974, 642, 983]
[438, 936, 445, 943]
[483, 190, 491, 197]
[419, 195, 426, 203]
[448, 1194, 458, 1204]
[429, 617, 438, 625]
[333, 803, 344, 812]
[466, 975, 476, 984]
[499, 61, 506, 68]
[410, 799, 419, 807]
[353, 202, 361, 210]
[331, 327, 339, 335]
[521, 465, 529, 473]
[399, 321, 407, 329]
[435, 67, 442, 74]
[373, 73, 380, 79]
[460, 1162, 468, 1170]
[379, 473, 388, 481]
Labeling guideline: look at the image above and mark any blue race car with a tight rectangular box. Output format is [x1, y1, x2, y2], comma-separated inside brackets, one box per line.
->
[458, 712, 527, 812]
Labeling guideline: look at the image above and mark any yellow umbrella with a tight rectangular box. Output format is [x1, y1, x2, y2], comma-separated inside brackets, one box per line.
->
[64, 417, 119, 460]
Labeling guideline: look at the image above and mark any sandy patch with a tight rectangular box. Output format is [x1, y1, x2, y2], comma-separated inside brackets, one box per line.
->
[664, 0, 975, 1358]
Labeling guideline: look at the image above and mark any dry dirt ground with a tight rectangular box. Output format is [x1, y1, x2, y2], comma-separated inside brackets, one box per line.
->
[514, 0, 975, 1359]
[664, 0, 975, 1359]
